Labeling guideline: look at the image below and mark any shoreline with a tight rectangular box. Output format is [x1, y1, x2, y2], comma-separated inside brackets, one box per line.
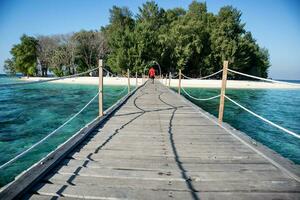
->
[20, 77, 300, 89]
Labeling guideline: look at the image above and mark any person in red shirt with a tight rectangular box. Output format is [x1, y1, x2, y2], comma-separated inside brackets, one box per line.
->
[148, 66, 155, 84]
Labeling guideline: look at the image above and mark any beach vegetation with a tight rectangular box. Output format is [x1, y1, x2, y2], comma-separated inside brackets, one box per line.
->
[9, 34, 38, 76]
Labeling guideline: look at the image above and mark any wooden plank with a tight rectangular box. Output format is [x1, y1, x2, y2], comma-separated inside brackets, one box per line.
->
[59, 159, 276, 172]
[44, 174, 300, 192]
[31, 183, 300, 200]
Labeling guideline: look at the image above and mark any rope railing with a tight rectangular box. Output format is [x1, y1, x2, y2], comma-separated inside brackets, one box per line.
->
[0, 67, 133, 88]
[182, 69, 223, 80]
[0, 91, 100, 170]
[224, 95, 300, 139]
[228, 68, 300, 86]
[0, 67, 99, 87]
[181, 87, 220, 101]
[103, 68, 117, 77]
[171, 61, 300, 140]
[171, 74, 179, 79]
[0, 59, 137, 170]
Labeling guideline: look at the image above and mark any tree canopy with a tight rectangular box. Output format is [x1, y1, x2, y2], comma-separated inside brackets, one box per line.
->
[10, 34, 38, 76]
[103, 1, 269, 77]
[4, 1, 270, 78]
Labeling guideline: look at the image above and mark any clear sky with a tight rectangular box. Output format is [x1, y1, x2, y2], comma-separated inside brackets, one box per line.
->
[0, 0, 299, 79]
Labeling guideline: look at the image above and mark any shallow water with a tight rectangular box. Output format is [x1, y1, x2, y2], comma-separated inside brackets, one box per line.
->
[0, 77, 131, 187]
[177, 87, 300, 165]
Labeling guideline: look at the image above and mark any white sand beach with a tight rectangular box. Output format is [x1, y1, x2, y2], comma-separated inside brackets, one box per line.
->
[20, 76, 300, 89]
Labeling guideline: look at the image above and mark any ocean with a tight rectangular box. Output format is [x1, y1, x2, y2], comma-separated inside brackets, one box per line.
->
[0, 75, 299, 187]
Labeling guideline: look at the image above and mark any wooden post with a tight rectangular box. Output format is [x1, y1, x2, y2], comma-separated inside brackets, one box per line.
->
[178, 69, 182, 94]
[135, 71, 138, 87]
[165, 75, 167, 85]
[98, 59, 103, 117]
[168, 72, 171, 87]
[127, 69, 131, 93]
[218, 61, 229, 124]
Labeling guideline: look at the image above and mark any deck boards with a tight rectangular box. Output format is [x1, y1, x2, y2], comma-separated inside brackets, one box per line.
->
[25, 81, 300, 200]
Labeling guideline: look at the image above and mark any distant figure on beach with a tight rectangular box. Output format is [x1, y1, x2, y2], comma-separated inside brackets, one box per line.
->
[149, 66, 155, 84]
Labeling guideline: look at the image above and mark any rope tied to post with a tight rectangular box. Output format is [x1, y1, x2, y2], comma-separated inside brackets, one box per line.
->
[174, 60, 299, 140]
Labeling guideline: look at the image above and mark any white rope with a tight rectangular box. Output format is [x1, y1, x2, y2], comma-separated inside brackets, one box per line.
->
[228, 69, 300, 86]
[171, 74, 179, 79]
[181, 87, 221, 101]
[103, 68, 125, 78]
[182, 69, 223, 80]
[0, 91, 100, 170]
[224, 95, 300, 139]
[103, 68, 117, 77]
[0, 68, 99, 87]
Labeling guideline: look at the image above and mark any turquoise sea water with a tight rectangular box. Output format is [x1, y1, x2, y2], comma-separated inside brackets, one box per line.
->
[0, 76, 131, 187]
[176, 86, 300, 165]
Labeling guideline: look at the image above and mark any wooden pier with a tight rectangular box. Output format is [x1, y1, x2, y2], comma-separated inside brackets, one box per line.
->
[2, 81, 300, 199]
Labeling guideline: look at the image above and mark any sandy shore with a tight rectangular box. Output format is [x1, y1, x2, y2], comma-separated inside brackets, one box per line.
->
[20, 77, 300, 89]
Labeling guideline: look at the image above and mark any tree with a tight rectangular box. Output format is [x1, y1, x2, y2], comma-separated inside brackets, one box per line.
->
[37, 35, 60, 76]
[135, 1, 165, 72]
[160, 2, 210, 77]
[10, 34, 38, 76]
[158, 8, 186, 73]
[73, 30, 109, 73]
[50, 45, 70, 76]
[3, 58, 16, 75]
[104, 6, 135, 74]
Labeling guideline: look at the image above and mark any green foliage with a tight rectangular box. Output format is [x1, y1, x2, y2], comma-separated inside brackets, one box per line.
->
[10, 34, 38, 76]
[103, 5, 136, 74]
[52, 68, 64, 77]
[3, 59, 16, 75]
[104, 0, 270, 78]
[27, 66, 37, 76]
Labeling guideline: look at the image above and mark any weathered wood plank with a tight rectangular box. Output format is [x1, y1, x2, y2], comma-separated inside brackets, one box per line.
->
[30, 183, 300, 200]
[59, 159, 276, 171]
[44, 174, 300, 192]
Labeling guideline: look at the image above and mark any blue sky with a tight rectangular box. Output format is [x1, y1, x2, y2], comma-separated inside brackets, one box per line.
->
[0, 0, 299, 79]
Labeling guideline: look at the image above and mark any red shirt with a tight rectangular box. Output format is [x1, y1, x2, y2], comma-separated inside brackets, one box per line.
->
[149, 67, 155, 78]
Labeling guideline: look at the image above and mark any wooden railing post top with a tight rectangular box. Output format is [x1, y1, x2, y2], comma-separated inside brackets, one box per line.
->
[178, 69, 182, 95]
[99, 59, 103, 67]
[223, 60, 229, 68]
